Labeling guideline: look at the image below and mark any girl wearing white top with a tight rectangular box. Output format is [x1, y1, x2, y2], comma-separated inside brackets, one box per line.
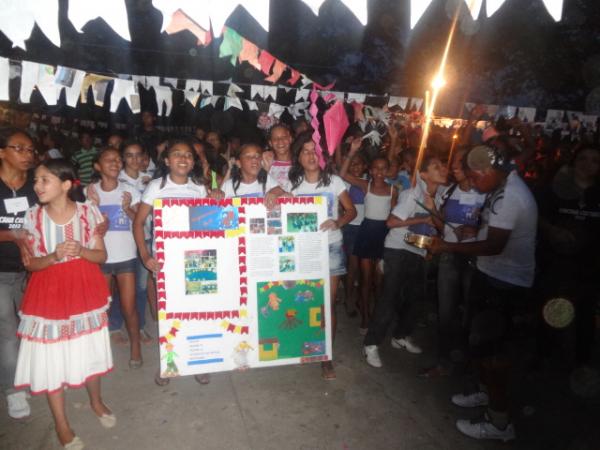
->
[222, 143, 285, 205]
[289, 132, 357, 380]
[133, 137, 208, 387]
[87, 147, 143, 368]
[341, 139, 398, 332]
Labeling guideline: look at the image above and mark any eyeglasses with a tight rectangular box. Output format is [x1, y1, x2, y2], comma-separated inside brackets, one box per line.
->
[5, 144, 37, 155]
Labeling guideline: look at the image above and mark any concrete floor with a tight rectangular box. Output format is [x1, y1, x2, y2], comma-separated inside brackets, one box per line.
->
[2, 301, 599, 450]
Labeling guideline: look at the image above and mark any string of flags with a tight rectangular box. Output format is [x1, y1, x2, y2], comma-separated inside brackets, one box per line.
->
[0, 1, 565, 50]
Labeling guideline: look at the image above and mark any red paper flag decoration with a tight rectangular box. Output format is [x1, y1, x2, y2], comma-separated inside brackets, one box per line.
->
[258, 51, 275, 75]
[265, 59, 286, 83]
[323, 101, 349, 157]
[165, 9, 212, 46]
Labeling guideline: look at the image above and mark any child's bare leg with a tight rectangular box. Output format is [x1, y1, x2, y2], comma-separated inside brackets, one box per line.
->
[85, 375, 111, 417]
[47, 390, 75, 445]
[116, 272, 142, 362]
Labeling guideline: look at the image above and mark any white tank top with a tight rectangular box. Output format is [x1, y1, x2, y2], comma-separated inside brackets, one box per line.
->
[364, 182, 393, 220]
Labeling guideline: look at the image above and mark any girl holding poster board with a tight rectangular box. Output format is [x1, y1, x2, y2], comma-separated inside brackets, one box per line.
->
[222, 143, 286, 206]
[289, 132, 357, 380]
[133, 137, 208, 386]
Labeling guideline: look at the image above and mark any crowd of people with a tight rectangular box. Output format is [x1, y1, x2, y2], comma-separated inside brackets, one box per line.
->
[0, 107, 598, 448]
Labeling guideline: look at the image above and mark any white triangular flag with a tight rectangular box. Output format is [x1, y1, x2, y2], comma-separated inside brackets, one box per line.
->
[300, 75, 313, 89]
[0, 4, 34, 49]
[264, 86, 278, 101]
[132, 75, 146, 88]
[20, 61, 38, 103]
[269, 102, 286, 118]
[200, 80, 213, 95]
[185, 79, 200, 92]
[541, 0, 563, 21]
[339, 0, 368, 25]
[465, 0, 483, 20]
[210, 95, 221, 107]
[486, 0, 507, 17]
[224, 96, 242, 110]
[227, 82, 244, 97]
[146, 76, 160, 88]
[68, 0, 131, 41]
[251, 84, 264, 99]
[295, 89, 310, 102]
[209, 0, 239, 37]
[246, 100, 258, 111]
[37, 64, 59, 106]
[411, 97, 423, 111]
[517, 107, 536, 123]
[154, 86, 173, 116]
[163, 77, 178, 89]
[301, 0, 327, 15]
[388, 96, 404, 108]
[61, 68, 85, 107]
[0, 57, 9, 101]
[33, 0, 61, 47]
[288, 102, 310, 118]
[200, 96, 212, 109]
[242, 1, 269, 31]
[410, 0, 434, 29]
[347, 93, 366, 103]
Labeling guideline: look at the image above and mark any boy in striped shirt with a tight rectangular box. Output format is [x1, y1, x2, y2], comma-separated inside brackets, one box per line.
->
[71, 130, 97, 186]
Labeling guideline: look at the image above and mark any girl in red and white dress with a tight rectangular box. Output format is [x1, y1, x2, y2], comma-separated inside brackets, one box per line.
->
[14, 159, 113, 450]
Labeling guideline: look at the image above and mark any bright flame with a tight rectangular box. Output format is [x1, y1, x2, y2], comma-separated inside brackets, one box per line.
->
[431, 75, 446, 90]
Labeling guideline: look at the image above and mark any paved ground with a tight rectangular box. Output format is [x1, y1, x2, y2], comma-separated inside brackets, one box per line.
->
[2, 300, 600, 450]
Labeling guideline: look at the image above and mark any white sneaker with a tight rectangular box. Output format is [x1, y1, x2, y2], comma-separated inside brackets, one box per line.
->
[7, 391, 30, 419]
[390, 337, 422, 354]
[451, 391, 489, 408]
[363, 345, 382, 368]
[456, 418, 516, 442]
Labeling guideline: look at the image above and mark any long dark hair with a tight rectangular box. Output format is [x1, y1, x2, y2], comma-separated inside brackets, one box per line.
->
[39, 158, 85, 202]
[288, 131, 334, 190]
[230, 144, 268, 195]
[154, 136, 205, 189]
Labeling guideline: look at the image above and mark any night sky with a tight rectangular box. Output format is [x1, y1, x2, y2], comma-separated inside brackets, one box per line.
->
[1, 0, 599, 117]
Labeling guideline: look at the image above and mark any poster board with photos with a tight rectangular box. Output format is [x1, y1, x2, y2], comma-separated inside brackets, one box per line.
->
[154, 196, 332, 378]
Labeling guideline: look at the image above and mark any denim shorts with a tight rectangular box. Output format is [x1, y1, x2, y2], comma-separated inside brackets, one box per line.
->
[101, 258, 137, 275]
[329, 240, 347, 277]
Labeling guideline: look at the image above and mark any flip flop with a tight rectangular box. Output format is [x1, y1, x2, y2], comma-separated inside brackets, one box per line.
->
[154, 373, 170, 386]
[321, 361, 336, 381]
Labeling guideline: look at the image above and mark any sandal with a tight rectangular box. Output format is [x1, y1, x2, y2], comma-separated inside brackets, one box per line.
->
[129, 359, 143, 369]
[194, 374, 211, 385]
[321, 361, 336, 381]
[109, 330, 128, 346]
[154, 373, 170, 386]
[64, 436, 85, 450]
[417, 364, 451, 379]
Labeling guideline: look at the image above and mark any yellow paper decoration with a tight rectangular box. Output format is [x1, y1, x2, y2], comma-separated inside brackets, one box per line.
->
[231, 197, 242, 206]
[154, 199, 163, 209]
[239, 309, 248, 318]
[234, 325, 242, 334]
[158, 311, 167, 321]
[314, 196, 322, 204]
[220, 320, 229, 329]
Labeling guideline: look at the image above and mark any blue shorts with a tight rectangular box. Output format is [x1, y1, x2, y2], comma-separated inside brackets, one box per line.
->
[101, 258, 137, 275]
[329, 240, 347, 277]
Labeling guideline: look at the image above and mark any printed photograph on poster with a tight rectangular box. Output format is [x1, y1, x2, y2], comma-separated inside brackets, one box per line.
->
[190, 205, 239, 231]
[257, 280, 326, 362]
[267, 219, 282, 235]
[279, 256, 295, 272]
[287, 212, 318, 233]
[184, 250, 217, 295]
[54, 67, 75, 87]
[267, 206, 281, 219]
[249, 218, 265, 234]
[278, 236, 295, 253]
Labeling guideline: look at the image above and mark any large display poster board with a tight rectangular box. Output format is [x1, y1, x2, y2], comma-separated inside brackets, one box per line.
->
[154, 196, 331, 377]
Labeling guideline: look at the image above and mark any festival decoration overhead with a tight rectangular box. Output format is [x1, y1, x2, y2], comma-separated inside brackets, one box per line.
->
[68, 0, 131, 41]
[0, 0, 60, 49]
